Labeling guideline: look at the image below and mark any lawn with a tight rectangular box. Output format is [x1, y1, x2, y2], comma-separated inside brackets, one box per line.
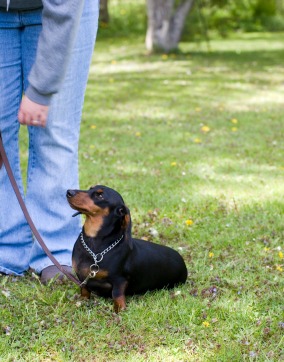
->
[1, 32, 284, 361]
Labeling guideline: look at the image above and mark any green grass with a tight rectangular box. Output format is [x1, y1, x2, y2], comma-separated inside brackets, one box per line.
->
[1, 32, 284, 361]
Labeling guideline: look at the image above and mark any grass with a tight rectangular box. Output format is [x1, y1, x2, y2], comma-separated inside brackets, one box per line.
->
[1, 32, 284, 361]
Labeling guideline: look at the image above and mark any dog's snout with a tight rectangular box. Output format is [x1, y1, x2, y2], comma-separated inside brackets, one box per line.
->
[66, 189, 77, 198]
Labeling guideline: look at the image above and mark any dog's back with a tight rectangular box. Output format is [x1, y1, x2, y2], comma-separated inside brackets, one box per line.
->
[124, 238, 187, 295]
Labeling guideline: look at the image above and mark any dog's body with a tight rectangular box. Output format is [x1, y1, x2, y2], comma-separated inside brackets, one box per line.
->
[67, 185, 187, 312]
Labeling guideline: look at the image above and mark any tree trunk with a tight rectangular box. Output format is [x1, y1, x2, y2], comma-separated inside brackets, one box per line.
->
[100, 0, 109, 23]
[146, 0, 195, 53]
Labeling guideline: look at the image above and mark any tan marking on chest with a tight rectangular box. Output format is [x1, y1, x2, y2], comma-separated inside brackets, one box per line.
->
[95, 269, 109, 279]
[83, 208, 110, 237]
[83, 216, 104, 237]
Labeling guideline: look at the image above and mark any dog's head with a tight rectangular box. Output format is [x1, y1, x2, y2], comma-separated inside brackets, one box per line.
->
[66, 185, 132, 245]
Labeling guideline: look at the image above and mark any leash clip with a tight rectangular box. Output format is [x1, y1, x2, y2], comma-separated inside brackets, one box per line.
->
[80, 263, 99, 287]
[90, 263, 99, 277]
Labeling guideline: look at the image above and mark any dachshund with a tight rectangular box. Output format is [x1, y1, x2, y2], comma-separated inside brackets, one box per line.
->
[67, 185, 187, 312]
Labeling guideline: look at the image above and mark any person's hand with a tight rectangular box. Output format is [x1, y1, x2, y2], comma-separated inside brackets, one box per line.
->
[18, 96, 49, 127]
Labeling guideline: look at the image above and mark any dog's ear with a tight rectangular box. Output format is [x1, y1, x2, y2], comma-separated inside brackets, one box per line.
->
[114, 205, 133, 250]
[114, 205, 128, 217]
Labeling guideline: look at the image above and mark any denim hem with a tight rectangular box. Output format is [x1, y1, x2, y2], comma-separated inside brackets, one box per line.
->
[30, 260, 72, 274]
[0, 266, 24, 276]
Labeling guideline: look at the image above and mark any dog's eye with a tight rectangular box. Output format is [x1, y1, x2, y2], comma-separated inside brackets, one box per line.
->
[95, 192, 104, 199]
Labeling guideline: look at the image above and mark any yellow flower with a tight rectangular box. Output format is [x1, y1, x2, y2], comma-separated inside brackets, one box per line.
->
[111, 60, 117, 65]
[231, 127, 238, 132]
[231, 118, 238, 124]
[161, 54, 168, 60]
[201, 125, 210, 133]
[276, 265, 283, 272]
[171, 162, 177, 166]
[209, 252, 214, 258]
[195, 107, 201, 112]
[108, 78, 114, 83]
[202, 321, 210, 327]
[135, 132, 141, 137]
[263, 247, 270, 252]
[194, 138, 202, 144]
[185, 219, 193, 226]
[91, 125, 97, 129]
[279, 251, 283, 259]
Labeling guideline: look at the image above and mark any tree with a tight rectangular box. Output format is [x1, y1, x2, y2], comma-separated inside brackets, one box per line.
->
[100, 0, 109, 23]
[146, 0, 195, 53]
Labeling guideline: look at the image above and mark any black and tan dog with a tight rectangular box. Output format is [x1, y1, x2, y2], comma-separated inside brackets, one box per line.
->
[66, 185, 187, 312]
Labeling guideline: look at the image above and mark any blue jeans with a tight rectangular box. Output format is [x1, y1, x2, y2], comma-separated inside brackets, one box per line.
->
[0, 1, 99, 275]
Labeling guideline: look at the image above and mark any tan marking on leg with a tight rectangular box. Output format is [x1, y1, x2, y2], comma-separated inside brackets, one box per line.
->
[113, 295, 126, 313]
[81, 287, 91, 299]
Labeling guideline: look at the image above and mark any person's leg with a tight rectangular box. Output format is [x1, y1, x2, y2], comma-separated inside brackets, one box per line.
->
[27, 0, 100, 273]
[0, 11, 34, 275]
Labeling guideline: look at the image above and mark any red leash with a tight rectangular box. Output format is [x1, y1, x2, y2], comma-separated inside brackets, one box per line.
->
[0, 132, 80, 286]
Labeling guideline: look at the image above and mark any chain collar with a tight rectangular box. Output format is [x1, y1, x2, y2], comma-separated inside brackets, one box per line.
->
[79, 232, 124, 287]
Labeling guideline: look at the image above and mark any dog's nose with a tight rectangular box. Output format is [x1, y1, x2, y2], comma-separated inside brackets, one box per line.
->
[66, 189, 77, 198]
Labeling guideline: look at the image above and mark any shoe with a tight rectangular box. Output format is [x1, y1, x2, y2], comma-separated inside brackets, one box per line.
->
[40, 265, 73, 284]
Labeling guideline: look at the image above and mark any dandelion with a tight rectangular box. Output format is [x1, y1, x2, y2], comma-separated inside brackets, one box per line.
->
[201, 125, 210, 133]
[195, 107, 201, 112]
[91, 125, 97, 129]
[231, 127, 238, 132]
[161, 54, 168, 60]
[276, 265, 283, 272]
[209, 252, 214, 258]
[279, 251, 283, 259]
[185, 219, 193, 226]
[108, 78, 114, 83]
[171, 162, 177, 166]
[202, 321, 210, 327]
[135, 132, 141, 137]
[194, 138, 202, 143]
[231, 118, 238, 124]
[111, 60, 117, 65]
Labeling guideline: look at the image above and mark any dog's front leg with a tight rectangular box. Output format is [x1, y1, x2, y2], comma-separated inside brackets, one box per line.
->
[80, 286, 91, 299]
[112, 279, 128, 313]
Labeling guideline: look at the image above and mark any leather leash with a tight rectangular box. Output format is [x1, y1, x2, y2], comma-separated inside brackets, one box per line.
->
[0, 132, 80, 286]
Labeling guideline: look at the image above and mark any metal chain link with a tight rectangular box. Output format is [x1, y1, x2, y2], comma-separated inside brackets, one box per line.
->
[80, 232, 124, 266]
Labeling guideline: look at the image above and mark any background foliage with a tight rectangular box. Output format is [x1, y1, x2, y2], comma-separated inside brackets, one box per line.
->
[99, 0, 284, 40]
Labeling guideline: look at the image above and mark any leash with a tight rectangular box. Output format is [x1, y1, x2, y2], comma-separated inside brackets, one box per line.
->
[0, 132, 80, 286]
